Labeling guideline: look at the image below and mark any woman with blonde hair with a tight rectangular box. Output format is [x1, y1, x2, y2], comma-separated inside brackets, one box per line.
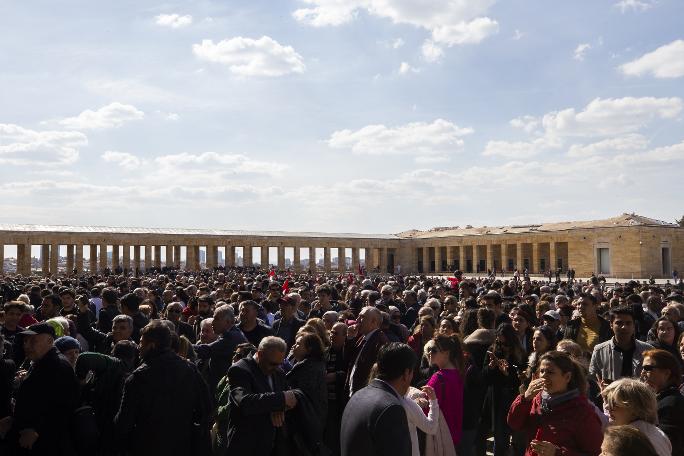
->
[601, 378, 671, 456]
[600, 425, 659, 456]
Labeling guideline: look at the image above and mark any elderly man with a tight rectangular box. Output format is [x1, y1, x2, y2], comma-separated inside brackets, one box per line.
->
[77, 298, 133, 355]
[344, 306, 388, 398]
[0, 322, 78, 455]
[165, 302, 196, 343]
[195, 304, 247, 393]
[225, 336, 298, 456]
[271, 297, 304, 349]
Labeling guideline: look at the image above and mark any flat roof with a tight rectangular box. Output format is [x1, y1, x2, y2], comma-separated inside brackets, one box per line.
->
[0, 224, 399, 240]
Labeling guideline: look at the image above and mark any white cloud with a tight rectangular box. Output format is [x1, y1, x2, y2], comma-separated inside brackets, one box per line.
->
[166, 113, 180, 121]
[421, 40, 444, 62]
[192, 36, 305, 77]
[102, 151, 142, 169]
[398, 62, 419, 75]
[567, 134, 649, 157]
[542, 97, 682, 137]
[328, 119, 473, 161]
[574, 43, 591, 61]
[512, 29, 524, 40]
[59, 102, 144, 130]
[614, 0, 655, 13]
[155, 14, 193, 28]
[483, 136, 561, 159]
[0, 123, 86, 165]
[619, 40, 684, 79]
[293, 0, 498, 46]
[392, 38, 405, 49]
[509, 115, 540, 133]
[153, 152, 288, 177]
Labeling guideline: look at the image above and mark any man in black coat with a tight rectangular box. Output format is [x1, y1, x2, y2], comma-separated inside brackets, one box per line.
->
[271, 297, 305, 349]
[225, 336, 299, 456]
[115, 321, 212, 456]
[340, 342, 414, 456]
[0, 322, 79, 455]
[76, 299, 133, 355]
[194, 304, 247, 395]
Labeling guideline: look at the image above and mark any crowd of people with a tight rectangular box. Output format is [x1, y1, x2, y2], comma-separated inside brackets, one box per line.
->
[0, 266, 684, 456]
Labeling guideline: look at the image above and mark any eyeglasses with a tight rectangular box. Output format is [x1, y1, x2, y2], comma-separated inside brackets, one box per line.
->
[642, 364, 660, 371]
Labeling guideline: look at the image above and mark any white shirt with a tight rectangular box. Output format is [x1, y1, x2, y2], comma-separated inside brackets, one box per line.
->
[402, 393, 439, 456]
[631, 420, 672, 456]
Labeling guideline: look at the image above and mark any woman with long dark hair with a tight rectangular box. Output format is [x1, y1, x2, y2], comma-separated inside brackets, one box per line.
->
[508, 351, 603, 456]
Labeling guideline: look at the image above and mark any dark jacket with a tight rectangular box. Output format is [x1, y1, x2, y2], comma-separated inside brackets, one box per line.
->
[563, 316, 613, 347]
[97, 305, 120, 333]
[340, 378, 411, 456]
[174, 320, 196, 343]
[272, 316, 305, 349]
[130, 312, 149, 343]
[0, 358, 15, 419]
[114, 349, 212, 456]
[76, 311, 117, 355]
[239, 321, 273, 347]
[194, 325, 247, 394]
[344, 329, 388, 397]
[225, 356, 290, 456]
[287, 357, 328, 455]
[656, 386, 684, 456]
[10, 347, 79, 456]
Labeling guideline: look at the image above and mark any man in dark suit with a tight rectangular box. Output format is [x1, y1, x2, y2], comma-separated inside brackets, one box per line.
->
[340, 342, 415, 456]
[225, 336, 299, 456]
[344, 306, 387, 398]
[271, 297, 304, 349]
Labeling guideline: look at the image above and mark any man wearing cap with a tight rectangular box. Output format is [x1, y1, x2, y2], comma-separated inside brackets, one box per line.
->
[0, 323, 78, 455]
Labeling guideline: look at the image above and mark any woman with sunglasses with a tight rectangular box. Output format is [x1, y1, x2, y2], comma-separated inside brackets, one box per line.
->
[425, 334, 465, 453]
[640, 349, 684, 456]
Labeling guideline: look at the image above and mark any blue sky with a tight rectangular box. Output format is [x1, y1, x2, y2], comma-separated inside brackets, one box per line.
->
[1, 0, 683, 235]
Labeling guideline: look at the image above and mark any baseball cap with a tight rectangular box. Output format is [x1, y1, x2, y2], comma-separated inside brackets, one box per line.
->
[55, 336, 81, 353]
[19, 322, 56, 338]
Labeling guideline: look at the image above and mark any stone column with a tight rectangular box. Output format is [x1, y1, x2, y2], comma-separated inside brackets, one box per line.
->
[337, 247, 345, 272]
[111, 245, 120, 271]
[193, 246, 201, 270]
[422, 247, 430, 273]
[185, 245, 194, 271]
[293, 246, 301, 272]
[308, 247, 316, 271]
[261, 246, 269, 269]
[144, 245, 152, 271]
[75, 244, 83, 274]
[41, 245, 50, 275]
[434, 246, 442, 273]
[99, 244, 107, 271]
[549, 241, 556, 273]
[277, 246, 285, 270]
[123, 245, 131, 271]
[89, 244, 98, 272]
[225, 245, 235, 268]
[446, 246, 453, 272]
[206, 245, 216, 269]
[173, 245, 181, 268]
[532, 242, 539, 274]
[50, 243, 59, 275]
[0, 244, 3, 274]
[166, 245, 174, 268]
[486, 244, 493, 272]
[66, 245, 75, 273]
[459, 246, 466, 273]
[379, 247, 388, 274]
[17, 243, 31, 275]
[500, 243, 507, 273]
[351, 247, 360, 274]
[153, 246, 161, 269]
[133, 246, 141, 272]
[323, 247, 331, 273]
[243, 245, 252, 268]
[472, 244, 480, 273]
[516, 243, 523, 271]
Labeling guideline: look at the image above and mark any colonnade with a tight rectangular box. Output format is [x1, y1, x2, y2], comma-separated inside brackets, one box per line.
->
[416, 240, 570, 274]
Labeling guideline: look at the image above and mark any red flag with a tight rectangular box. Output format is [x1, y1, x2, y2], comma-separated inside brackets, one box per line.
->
[268, 266, 275, 278]
[282, 279, 289, 294]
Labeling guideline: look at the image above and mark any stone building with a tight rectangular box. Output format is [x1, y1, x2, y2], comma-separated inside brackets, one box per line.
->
[0, 213, 681, 279]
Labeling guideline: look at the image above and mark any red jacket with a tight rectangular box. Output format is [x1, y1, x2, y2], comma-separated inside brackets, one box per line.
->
[507, 393, 603, 456]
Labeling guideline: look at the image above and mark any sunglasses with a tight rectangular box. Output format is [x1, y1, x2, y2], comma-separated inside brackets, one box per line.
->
[642, 364, 660, 372]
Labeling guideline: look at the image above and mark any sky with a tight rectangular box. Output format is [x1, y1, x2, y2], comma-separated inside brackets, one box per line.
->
[1, 0, 683, 236]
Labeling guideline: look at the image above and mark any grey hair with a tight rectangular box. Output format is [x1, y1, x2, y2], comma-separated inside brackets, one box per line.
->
[258, 336, 287, 353]
[214, 304, 235, 323]
[200, 318, 214, 329]
[113, 314, 133, 328]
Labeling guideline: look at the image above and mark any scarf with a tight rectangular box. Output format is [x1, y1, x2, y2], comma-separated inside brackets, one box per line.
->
[540, 388, 579, 415]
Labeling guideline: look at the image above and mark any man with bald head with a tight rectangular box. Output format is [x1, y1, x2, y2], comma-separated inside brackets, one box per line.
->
[344, 306, 388, 398]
